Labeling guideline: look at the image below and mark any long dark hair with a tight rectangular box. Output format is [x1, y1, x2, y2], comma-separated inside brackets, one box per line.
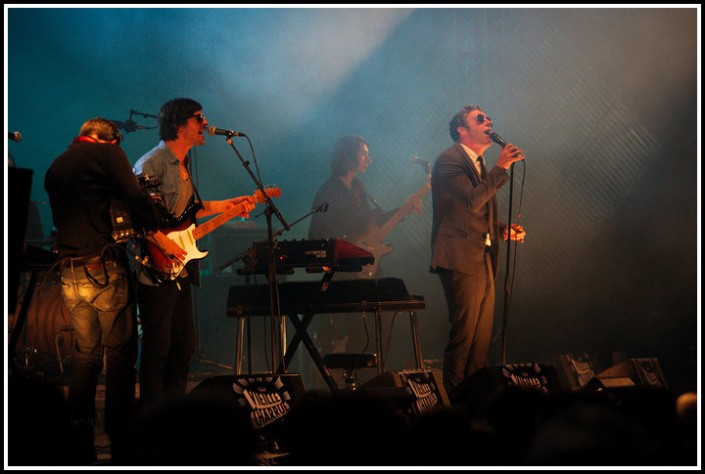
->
[330, 135, 367, 177]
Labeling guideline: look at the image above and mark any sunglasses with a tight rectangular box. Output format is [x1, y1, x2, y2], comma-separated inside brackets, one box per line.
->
[474, 114, 491, 125]
[190, 113, 206, 123]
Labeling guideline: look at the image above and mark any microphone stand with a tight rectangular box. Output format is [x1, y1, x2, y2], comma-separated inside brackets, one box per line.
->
[109, 109, 158, 134]
[272, 203, 328, 238]
[500, 164, 514, 365]
[224, 137, 290, 374]
[218, 204, 327, 272]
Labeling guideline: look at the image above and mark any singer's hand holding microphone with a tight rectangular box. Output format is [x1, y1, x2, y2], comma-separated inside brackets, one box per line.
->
[489, 131, 525, 170]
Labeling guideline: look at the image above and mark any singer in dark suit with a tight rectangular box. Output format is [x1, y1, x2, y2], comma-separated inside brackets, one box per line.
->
[430, 104, 526, 393]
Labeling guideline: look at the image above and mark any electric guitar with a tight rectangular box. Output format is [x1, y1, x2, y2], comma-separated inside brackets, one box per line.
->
[145, 186, 281, 280]
[355, 174, 431, 278]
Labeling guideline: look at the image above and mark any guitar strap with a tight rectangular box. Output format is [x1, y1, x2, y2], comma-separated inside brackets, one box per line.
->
[189, 169, 204, 219]
[183, 156, 203, 286]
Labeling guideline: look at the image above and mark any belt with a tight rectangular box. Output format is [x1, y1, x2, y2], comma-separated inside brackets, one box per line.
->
[61, 254, 121, 269]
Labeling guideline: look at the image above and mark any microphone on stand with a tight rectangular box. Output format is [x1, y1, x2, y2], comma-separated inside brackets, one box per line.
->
[130, 109, 159, 119]
[410, 155, 431, 167]
[110, 119, 154, 134]
[207, 126, 247, 138]
[8, 131, 23, 142]
[410, 155, 432, 174]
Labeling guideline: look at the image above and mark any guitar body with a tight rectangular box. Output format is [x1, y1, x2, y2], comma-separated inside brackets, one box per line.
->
[143, 186, 281, 281]
[146, 222, 208, 279]
[355, 230, 394, 279]
[355, 175, 431, 279]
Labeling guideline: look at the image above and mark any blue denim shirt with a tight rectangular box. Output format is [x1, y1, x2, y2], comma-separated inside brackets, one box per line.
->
[133, 141, 186, 216]
[133, 141, 199, 286]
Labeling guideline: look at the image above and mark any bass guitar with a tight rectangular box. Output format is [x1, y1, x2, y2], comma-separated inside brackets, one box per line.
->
[355, 174, 431, 278]
[145, 186, 281, 280]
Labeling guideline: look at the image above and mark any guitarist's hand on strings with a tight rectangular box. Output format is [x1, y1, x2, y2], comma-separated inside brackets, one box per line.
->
[148, 230, 187, 260]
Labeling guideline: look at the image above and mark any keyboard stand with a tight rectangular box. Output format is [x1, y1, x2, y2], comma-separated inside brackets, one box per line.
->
[227, 277, 426, 394]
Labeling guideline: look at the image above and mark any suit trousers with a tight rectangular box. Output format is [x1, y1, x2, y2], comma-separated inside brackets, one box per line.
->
[437, 253, 495, 393]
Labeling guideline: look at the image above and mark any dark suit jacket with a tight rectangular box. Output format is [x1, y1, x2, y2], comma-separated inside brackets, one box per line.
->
[430, 142, 509, 277]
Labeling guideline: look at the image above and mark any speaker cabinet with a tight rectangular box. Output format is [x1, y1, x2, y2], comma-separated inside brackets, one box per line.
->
[361, 369, 450, 419]
[449, 363, 562, 413]
[586, 357, 668, 392]
[189, 373, 306, 433]
[548, 353, 601, 391]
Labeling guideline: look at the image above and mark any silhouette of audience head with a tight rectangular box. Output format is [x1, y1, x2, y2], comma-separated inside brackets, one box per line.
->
[281, 389, 409, 466]
[407, 405, 500, 466]
[124, 390, 258, 466]
[9, 374, 74, 466]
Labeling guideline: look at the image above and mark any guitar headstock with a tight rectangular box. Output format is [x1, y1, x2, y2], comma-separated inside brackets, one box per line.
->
[254, 186, 282, 203]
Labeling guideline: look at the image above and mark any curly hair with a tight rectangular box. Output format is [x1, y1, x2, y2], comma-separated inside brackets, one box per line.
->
[449, 104, 483, 142]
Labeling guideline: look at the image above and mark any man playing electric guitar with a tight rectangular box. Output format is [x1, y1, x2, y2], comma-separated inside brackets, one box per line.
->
[132, 97, 257, 403]
[307, 135, 425, 362]
[309, 136, 426, 279]
[146, 186, 280, 280]
[353, 172, 430, 278]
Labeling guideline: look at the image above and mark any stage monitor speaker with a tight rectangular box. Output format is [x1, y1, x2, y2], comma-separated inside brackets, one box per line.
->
[361, 369, 450, 419]
[449, 363, 562, 413]
[585, 357, 668, 392]
[547, 353, 600, 391]
[189, 373, 305, 433]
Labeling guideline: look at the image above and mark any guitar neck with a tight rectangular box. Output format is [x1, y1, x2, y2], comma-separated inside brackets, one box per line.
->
[375, 180, 431, 241]
[188, 187, 279, 242]
[191, 202, 247, 241]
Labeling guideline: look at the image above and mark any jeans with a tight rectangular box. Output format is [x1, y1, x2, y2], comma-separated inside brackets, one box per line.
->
[60, 258, 137, 439]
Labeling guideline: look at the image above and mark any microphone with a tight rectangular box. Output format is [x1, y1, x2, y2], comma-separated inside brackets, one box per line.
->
[490, 131, 524, 158]
[410, 155, 430, 167]
[130, 109, 158, 119]
[110, 119, 154, 133]
[489, 132, 507, 148]
[411, 155, 433, 174]
[207, 126, 247, 138]
[8, 131, 23, 142]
